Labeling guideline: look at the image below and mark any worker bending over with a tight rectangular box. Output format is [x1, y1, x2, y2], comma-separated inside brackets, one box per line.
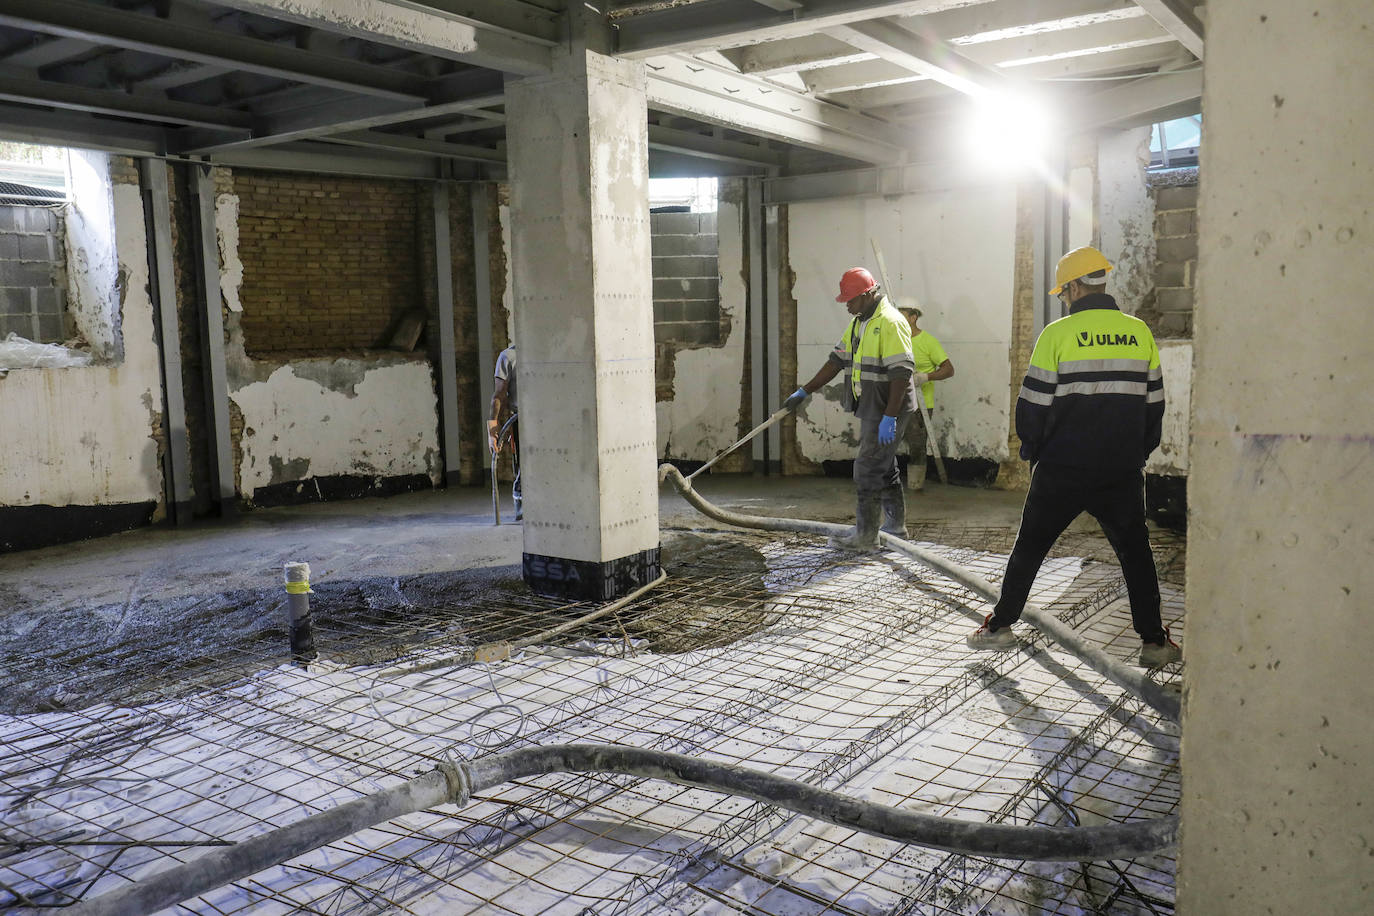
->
[967, 247, 1180, 668]
[784, 267, 916, 549]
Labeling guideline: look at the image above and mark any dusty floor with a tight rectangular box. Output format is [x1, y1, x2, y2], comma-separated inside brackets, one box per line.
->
[0, 477, 1038, 713]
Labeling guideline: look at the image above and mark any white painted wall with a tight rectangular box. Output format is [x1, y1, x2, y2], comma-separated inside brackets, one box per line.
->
[64, 150, 122, 361]
[1147, 340, 1190, 475]
[789, 183, 1018, 463]
[0, 173, 163, 508]
[656, 186, 747, 461]
[230, 361, 441, 499]
[1181, 3, 1374, 910]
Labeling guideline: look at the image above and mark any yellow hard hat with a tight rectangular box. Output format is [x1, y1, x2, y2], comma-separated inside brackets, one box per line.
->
[1049, 246, 1113, 295]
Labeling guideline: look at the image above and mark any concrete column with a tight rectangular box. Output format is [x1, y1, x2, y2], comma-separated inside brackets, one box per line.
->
[504, 17, 660, 600]
[1181, 2, 1374, 912]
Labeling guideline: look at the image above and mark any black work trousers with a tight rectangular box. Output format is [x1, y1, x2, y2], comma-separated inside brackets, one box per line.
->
[990, 463, 1165, 643]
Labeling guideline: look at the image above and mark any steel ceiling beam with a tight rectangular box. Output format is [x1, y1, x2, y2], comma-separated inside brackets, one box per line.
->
[725, 35, 875, 77]
[176, 76, 507, 154]
[616, 0, 991, 56]
[835, 42, 1185, 110]
[0, 72, 253, 131]
[208, 0, 552, 75]
[0, 100, 165, 154]
[808, 15, 1172, 95]
[646, 124, 782, 166]
[1078, 66, 1202, 128]
[0, 0, 430, 102]
[1132, 0, 1204, 58]
[324, 129, 505, 163]
[643, 54, 907, 166]
[0, 36, 94, 68]
[830, 18, 1011, 97]
[910, 0, 1143, 45]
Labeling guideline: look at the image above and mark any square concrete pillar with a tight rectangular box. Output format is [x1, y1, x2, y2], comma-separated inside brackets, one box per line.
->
[505, 31, 660, 600]
[1181, 1, 1374, 912]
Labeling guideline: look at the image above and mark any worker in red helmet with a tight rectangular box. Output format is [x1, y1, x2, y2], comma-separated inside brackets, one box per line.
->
[783, 267, 918, 549]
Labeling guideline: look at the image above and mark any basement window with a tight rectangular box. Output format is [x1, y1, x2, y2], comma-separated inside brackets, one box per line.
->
[0, 143, 71, 349]
[1148, 115, 1201, 170]
[649, 178, 720, 347]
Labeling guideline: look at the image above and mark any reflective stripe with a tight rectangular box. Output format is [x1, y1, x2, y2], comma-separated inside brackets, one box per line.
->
[1059, 358, 1150, 374]
[1025, 364, 1057, 383]
[1019, 385, 1055, 406]
[879, 352, 911, 367]
[857, 369, 889, 382]
[1147, 388, 1165, 403]
[1056, 380, 1148, 397]
[1147, 366, 1163, 381]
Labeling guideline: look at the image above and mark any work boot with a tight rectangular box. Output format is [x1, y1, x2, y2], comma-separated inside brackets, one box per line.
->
[828, 494, 881, 551]
[1138, 627, 1182, 667]
[879, 484, 907, 538]
[966, 614, 1017, 650]
[907, 461, 927, 492]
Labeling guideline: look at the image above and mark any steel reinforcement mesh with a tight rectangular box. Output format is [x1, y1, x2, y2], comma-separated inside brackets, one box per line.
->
[1, 522, 1185, 915]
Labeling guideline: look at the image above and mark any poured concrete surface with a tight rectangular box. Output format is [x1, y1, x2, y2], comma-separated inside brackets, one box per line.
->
[0, 477, 1035, 618]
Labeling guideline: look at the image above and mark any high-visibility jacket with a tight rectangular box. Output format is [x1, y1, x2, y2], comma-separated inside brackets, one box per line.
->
[1016, 293, 1164, 469]
[827, 295, 917, 419]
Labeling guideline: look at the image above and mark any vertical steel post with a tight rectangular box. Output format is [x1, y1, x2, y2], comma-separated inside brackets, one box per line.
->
[472, 182, 496, 478]
[763, 203, 782, 473]
[746, 177, 766, 472]
[139, 159, 193, 524]
[433, 183, 461, 487]
[190, 167, 235, 515]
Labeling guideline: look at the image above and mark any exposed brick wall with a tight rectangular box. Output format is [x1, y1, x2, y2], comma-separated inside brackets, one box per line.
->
[1145, 173, 1199, 338]
[0, 205, 66, 342]
[233, 171, 421, 354]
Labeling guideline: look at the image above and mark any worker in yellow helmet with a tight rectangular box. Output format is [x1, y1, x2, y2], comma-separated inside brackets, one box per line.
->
[966, 247, 1181, 668]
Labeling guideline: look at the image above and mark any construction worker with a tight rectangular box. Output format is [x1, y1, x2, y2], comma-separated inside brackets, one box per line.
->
[898, 307, 954, 492]
[784, 267, 917, 548]
[967, 247, 1181, 668]
[487, 345, 520, 521]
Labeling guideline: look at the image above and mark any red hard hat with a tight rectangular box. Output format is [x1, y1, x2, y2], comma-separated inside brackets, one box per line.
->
[836, 267, 878, 303]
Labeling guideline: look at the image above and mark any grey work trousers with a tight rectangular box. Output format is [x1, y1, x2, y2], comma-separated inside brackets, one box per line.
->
[854, 412, 911, 496]
[904, 407, 927, 464]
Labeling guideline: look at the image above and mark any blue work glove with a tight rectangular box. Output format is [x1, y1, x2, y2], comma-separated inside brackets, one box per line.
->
[783, 387, 810, 411]
[878, 415, 897, 444]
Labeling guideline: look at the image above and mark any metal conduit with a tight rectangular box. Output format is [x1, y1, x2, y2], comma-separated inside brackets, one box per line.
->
[657, 464, 1181, 723]
[74, 744, 1176, 916]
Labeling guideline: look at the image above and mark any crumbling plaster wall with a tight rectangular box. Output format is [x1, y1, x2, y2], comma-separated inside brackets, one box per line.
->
[0, 155, 162, 508]
[655, 179, 748, 465]
[1098, 129, 1193, 475]
[788, 184, 1017, 464]
[209, 169, 441, 503]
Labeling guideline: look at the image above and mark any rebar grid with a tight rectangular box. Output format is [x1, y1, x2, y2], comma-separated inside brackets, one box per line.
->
[1, 524, 1184, 915]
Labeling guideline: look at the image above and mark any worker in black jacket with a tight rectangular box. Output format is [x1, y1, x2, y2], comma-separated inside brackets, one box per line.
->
[967, 246, 1181, 668]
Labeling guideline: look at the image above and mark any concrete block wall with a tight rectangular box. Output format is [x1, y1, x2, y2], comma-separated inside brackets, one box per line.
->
[651, 210, 720, 347]
[233, 171, 420, 354]
[0, 205, 65, 343]
[1149, 177, 1199, 338]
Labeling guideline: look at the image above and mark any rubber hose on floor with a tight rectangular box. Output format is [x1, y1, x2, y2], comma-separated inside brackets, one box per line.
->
[73, 744, 1176, 916]
[657, 464, 1181, 723]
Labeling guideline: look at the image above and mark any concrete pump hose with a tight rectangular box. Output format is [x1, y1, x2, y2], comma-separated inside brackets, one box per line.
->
[75, 744, 1174, 916]
[657, 464, 1180, 723]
